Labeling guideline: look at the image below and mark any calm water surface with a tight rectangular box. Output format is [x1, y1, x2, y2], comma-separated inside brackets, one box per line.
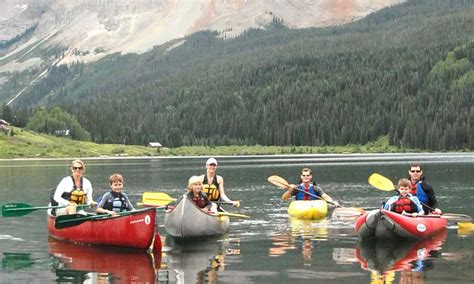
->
[0, 153, 473, 283]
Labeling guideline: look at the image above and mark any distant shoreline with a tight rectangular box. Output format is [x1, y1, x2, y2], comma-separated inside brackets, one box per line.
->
[1, 152, 473, 162]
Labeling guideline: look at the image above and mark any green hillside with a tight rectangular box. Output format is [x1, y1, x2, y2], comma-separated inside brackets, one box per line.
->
[0, 127, 157, 159]
[2, 0, 473, 151]
[1, 127, 411, 159]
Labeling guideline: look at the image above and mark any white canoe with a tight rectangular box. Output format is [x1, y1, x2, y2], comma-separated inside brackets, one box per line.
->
[164, 196, 230, 239]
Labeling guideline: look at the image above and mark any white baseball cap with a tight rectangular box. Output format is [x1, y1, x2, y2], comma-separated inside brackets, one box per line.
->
[206, 158, 218, 165]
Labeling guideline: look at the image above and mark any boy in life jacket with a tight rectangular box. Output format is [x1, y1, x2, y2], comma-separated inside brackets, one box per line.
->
[187, 175, 217, 213]
[97, 174, 135, 216]
[384, 178, 424, 217]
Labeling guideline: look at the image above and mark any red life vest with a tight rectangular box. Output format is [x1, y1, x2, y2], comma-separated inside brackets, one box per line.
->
[303, 184, 310, 200]
[192, 195, 208, 208]
[410, 183, 417, 195]
[393, 196, 417, 213]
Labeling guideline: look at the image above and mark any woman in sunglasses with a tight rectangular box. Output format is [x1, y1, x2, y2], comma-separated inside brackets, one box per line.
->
[51, 159, 97, 216]
[407, 162, 442, 214]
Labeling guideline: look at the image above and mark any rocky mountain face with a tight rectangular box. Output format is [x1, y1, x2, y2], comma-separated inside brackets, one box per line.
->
[0, 0, 404, 72]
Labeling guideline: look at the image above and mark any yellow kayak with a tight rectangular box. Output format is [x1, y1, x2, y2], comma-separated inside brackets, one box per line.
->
[288, 200, 328, 220]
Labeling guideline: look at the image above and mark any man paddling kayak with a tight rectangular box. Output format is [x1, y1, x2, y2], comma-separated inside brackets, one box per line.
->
[282, 168, 339, 207]
[407, 162, 442, 215]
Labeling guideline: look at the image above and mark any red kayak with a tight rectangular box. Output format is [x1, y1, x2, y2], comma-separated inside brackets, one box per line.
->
[355, 209, 447, 239]
[49, 238, 160, 283]
[48, 208, 158, 250]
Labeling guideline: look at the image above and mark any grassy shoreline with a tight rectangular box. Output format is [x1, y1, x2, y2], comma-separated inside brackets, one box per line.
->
[0, 127, 465, 159]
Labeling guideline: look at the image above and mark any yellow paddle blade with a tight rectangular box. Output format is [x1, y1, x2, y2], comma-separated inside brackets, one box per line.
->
[216, 212, 250, 218]
[458, 222, 474, 236]
[368, 173, 395, 191]
[458, 222, 474, 229]
[267, 175, 291, 189]
[142, 192, 177, 206]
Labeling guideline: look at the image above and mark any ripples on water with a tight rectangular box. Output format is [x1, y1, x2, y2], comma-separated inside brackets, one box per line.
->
[0, 154, 473, 283]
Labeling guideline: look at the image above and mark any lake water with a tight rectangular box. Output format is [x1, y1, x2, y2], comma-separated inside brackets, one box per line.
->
[0, 153, 473, 283]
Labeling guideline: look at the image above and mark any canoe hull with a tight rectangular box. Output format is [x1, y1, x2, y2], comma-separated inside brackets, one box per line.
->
[164, 197, 230, 239]
[48, 208, 157, 250]
[288, 200, 328, 220]
[355, 209, 447, 239]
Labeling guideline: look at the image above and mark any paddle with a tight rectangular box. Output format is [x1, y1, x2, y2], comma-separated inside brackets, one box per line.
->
[2, 203, 88, 217]
[136, 202, 167, 208]
[331, 207, 368, 220]
[417, 213, 472, 222]
[55, 213, 110, 229]
[368, 173, 397, 191]
[54, 210, 137, 229]
[213, 212, 250, 219]
[267, 175, 340, 207]
[142, 192, 240, 207]
[368, 173, 473, 225]
[142, 192, 176, 206]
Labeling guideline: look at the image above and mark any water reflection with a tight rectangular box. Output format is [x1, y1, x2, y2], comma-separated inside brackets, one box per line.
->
[163, 237, 235, 283]
[355, 230, 447, 284]
[2, 253, 34, 271]
[49, 238, 159, 283]
[268, 218, 330, 265]
[268, 216, 359, 266]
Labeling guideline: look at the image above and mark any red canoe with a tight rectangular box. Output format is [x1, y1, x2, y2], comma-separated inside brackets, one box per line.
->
[355, 209, 447, 239]
[48, 208, 158, 250]
[49, 238, 160, 283]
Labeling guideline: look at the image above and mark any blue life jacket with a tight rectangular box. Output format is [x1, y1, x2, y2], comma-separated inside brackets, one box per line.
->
[295, 184, 320, 200]
[102, 191, 128, 213]
[415, 181, 428, 205]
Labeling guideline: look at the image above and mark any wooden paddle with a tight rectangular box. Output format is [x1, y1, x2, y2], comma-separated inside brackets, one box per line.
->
[214, 212, 250, 219]
[368, 172, 473, 225]
[2, 203, 88, 217]
[142, 192, 240, 207]
[267, 175, 341, 207]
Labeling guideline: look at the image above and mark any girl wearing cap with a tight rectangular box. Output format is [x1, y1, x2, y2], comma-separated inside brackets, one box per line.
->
[199, 158, 239, 208]
[187, 175, 217, 213]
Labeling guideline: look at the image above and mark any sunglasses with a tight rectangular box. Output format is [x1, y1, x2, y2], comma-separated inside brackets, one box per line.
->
[72, 167, 83, 170]
[208, 163, 217, 166]
[409, 170, 422, 173]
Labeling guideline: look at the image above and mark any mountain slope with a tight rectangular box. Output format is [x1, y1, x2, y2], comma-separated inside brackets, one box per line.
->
[2, 0, 473, 151]
[0, 0, 403, 71]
